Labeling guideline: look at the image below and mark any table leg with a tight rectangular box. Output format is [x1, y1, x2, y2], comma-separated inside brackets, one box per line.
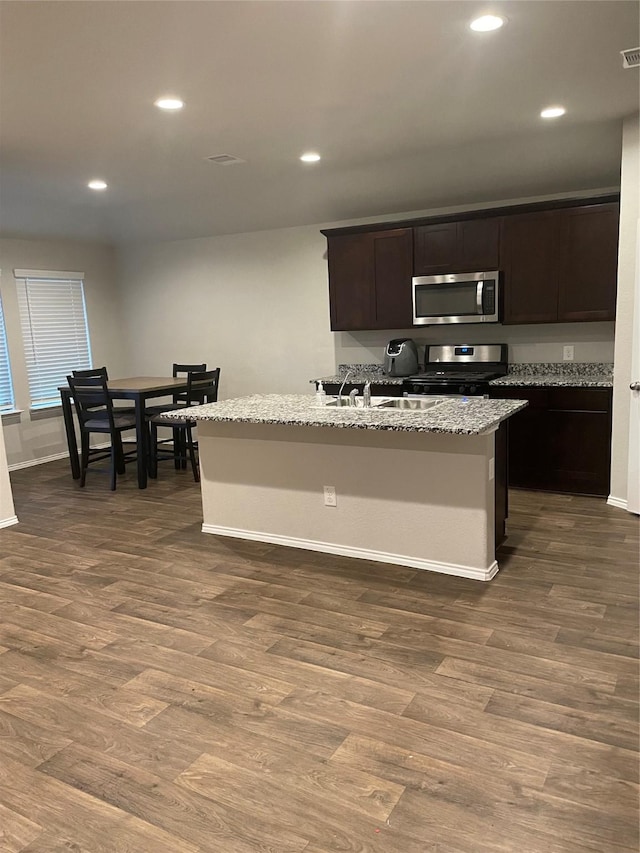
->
[135, 395, 148, 489]
[60, 390, 80, 479]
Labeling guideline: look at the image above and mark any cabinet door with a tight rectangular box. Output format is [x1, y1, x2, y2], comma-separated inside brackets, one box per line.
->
[413, 222, 457, 275]
[371, 229, 413, 329]
[326, 234, 375, 330]
[492, 388, 551, 489]
[546, 389, 612, 495]
[457, 218, 501, 270]
[501, 212, 559, 324]
[557, 203, 619, 322]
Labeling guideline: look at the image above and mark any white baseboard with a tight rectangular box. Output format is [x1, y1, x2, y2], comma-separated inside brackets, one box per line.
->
[201, 523, 499, 581]
[8, 450, 70, 471]
[607, 495, 629, 511]
[0, 515, 19, 529]
[8, 441, 114, 473]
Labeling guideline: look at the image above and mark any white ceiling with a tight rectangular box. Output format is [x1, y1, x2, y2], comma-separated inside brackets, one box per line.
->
[0, 1, 638, 245]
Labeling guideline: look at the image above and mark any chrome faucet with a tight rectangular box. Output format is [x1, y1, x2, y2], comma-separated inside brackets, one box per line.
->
[362, 380, 372, 407]
[337, 369, 354, 406]
[349, 388, 360, 406]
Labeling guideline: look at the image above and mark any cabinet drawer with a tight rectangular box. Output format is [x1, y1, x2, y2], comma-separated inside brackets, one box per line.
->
[548, 388, 612, 412]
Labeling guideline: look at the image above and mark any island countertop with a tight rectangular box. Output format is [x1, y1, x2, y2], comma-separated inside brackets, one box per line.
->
[175, 393, 528, 436]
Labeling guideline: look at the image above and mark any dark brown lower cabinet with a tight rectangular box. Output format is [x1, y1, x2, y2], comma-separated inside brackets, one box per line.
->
[490, 387, 612, 496]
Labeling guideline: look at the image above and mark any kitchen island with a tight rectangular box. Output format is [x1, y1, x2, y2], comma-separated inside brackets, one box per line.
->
[177, 394, 527, 581]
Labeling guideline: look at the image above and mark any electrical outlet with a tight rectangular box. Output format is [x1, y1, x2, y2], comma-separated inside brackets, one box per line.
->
[563, 345, 575, 361]
[323, 485, 337, 507]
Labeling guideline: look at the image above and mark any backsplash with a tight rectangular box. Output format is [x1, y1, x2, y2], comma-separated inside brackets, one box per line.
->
[507, 362, 613, 377]
[333, 322, 616, 367]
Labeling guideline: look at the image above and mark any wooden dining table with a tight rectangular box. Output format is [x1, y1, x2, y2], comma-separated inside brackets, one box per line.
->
[59, 376, 192, 489]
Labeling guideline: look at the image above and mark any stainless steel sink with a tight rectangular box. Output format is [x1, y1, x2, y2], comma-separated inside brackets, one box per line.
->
[323, 398, 358, 407]
[322, 396, 443, 410]
[375, 398, 444, 410]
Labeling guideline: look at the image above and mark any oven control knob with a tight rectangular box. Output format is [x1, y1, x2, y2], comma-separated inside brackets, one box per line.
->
[459, 385, 466, 395]
[469, 385, 477, 395]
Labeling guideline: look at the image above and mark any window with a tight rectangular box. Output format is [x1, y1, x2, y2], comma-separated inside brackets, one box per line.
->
[0, 293, 15, 412]
[15, 270, 93, 409]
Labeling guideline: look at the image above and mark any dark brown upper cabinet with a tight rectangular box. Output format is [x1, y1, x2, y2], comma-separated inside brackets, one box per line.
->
[322, 195, 619, 332]
[501, 202, 619, 325]
[557, 203, 619, 322]
[413, 217, 500, 275]
[325, 228, 413, 331]
[501, 211, 560, 324]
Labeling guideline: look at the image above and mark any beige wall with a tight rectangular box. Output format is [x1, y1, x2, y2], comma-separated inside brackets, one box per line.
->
[0, 237, 124, 467]
[610, 114, 640, 507]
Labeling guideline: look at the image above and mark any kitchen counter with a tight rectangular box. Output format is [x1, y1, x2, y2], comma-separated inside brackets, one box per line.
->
[179, 393, 528, 436]
[490, 362, 613, 388]
[314, 362, 614, 389]
[182, 393, 527, 582]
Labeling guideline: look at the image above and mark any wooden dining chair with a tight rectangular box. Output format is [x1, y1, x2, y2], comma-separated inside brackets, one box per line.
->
[148, 368, 220, 483]
[67, 375, 138, 490]
[72, 366, 135, 414]
[144, 363, 207, 416]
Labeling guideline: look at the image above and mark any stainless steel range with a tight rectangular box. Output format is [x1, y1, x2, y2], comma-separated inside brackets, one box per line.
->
[403, 344, 508, 397]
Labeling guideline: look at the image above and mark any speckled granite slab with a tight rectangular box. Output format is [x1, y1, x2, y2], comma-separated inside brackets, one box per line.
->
[313, 364, 403, 386]
[168, 394, 528, 436]
[490, 362, 613, 388]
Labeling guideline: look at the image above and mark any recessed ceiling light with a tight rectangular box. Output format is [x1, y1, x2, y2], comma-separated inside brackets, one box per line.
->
[470, 15, 505, 32]
[300, 152, 321, 163]
[87, 179, 107, 190]
[540, 106, 566, 119]
[154, 97, 184, 111]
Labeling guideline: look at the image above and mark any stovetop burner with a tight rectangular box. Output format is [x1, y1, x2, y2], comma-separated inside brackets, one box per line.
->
[411, 369, 502, 382]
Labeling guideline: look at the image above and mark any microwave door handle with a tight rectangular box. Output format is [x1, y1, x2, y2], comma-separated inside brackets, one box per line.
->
[476, 281, 483, 313]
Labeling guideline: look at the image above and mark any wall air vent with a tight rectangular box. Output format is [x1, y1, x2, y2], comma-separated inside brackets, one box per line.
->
[620, 47, 640, 68]
[205, 154, 246, 165]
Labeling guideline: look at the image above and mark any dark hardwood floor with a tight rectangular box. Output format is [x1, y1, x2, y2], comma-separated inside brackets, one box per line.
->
[0, 460, 638, 852]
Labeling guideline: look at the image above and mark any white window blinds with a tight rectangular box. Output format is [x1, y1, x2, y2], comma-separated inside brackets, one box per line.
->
[0, 294, 15, 412]
[15, 271, 93, 409]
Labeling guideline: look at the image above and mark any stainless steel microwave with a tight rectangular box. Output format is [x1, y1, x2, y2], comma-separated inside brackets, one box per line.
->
[412, 270, 500, 325]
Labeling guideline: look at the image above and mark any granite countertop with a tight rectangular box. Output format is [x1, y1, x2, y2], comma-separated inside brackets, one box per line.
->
[313, 364, 404, 386]
[172, 394, 528, 436]
[490, 362, 613, 388]
[314, 362, 614, 389]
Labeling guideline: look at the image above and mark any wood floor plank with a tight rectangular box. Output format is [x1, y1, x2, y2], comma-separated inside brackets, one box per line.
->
[403, 690, 639, 783]
[200, 635, 418, 714]
[484, 689, 639, 751]
[0, 802, 42, 853]
[0, 752, 201, 853]
[1, 460, 636, 852]
[39, 742, 309, 853]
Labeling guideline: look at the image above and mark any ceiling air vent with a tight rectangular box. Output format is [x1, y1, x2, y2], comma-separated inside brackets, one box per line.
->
[205, 154, 246, 165]
[620, 47, 640, 69]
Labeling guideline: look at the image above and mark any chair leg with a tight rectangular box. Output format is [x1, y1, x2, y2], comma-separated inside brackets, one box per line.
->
[79, 431, 89, 487]
[186, 425, 199, 483]
[149, 422, 158, 478]
[110, 443, 117, 490]
[173, 427, 182, 470]
[114, 433, 126, 475]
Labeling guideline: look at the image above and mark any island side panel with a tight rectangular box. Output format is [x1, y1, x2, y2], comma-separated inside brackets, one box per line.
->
[198, 421, 497, 580]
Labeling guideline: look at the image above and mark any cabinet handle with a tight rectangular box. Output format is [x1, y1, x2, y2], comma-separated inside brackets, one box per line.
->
[630, 381, 640, 391]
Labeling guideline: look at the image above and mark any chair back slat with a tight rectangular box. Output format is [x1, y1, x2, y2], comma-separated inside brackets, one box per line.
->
[67, 375, 116, 429]
[186, 368, 220, 406]
[172, 363, 207, 405]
